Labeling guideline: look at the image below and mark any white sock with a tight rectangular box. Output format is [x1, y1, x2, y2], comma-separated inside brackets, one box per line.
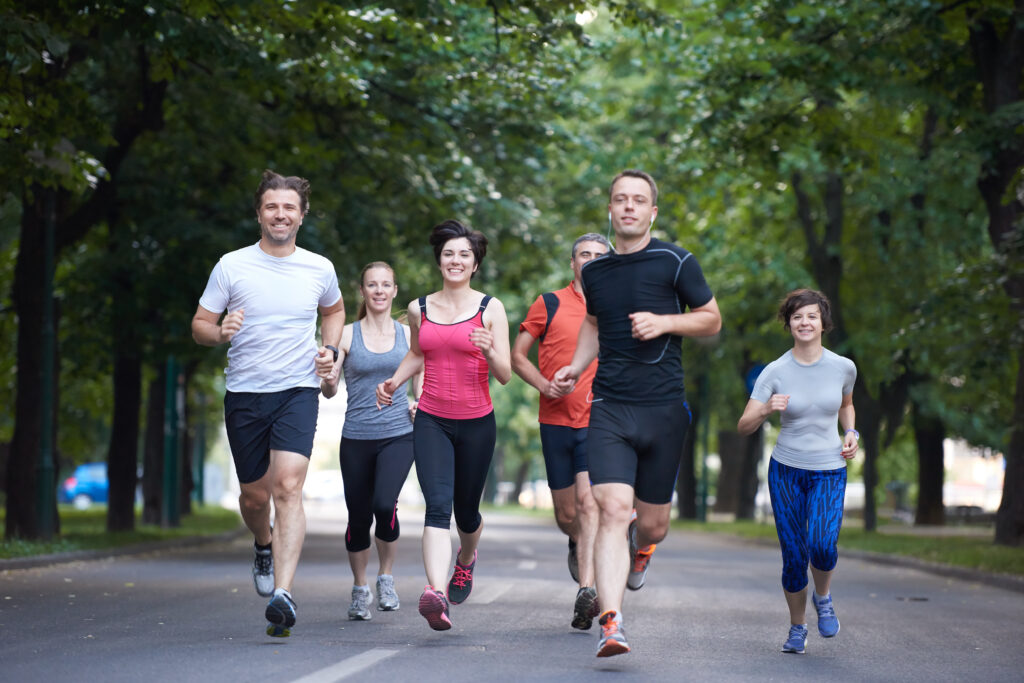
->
[815, 592, 830, 602]
[273, 587, 291, 599]
[354, 584, 370, 593]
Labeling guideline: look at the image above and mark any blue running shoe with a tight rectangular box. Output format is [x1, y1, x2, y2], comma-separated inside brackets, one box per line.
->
[265, 589, 296, 638]
[781, 623, 808, 654]
[812, 592, 840, 637]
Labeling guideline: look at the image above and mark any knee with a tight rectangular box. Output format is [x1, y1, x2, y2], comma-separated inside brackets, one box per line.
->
[239, 488, 271, 514]
[639, 516, 669, 545]
[595, 496, 632, 525]
[273, 474, 305, 508]
[554, 504, 576, 530]
[575, 491, 598, 519]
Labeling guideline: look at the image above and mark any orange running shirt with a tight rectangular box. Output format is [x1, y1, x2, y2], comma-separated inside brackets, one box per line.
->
[518, 283, 598, 428]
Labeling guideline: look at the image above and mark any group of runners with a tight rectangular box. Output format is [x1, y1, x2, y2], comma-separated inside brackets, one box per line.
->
[193, 168, 859, 657]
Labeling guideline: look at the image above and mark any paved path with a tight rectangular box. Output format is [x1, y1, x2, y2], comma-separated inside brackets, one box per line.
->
[2, 506, 1022, 682]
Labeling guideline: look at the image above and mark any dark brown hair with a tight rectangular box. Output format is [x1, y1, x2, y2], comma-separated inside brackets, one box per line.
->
[609, 169, 658, 206]
[429, 219, 487, 275]
[778, 288, 834, 332]
[356, 261, 396, 321]
[253, 169, 311, 214]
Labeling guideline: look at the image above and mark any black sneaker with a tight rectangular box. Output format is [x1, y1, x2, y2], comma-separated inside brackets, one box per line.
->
[446, 548, 477, 605]
[568, 538, 579, 583]
[265, 589, 296, 638]
[571, 587, 600, 630]
[252, 541, 274, 598]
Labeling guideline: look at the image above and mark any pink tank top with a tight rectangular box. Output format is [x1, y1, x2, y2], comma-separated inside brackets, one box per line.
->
[417, 295, 493, 419]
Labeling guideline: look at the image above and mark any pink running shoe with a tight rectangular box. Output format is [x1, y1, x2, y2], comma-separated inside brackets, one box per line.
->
[418, 586, 452, 631]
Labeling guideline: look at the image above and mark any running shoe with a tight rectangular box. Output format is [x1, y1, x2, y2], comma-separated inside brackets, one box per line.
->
[812, 592, 840, 637]
[571, 586, 600, 630]
[418, 585, 452, 631]
[596, 610, 630, 657]
[568, 538, 579, 583]
[252, 540, 274, 598]
[348, 585, 372, 621]
[265, 589, 296, 638]
[622, 524, 655, 593]
[781, 623, 808, 654]
[376, 574, 400, 611]
[447, 548, 477, 605]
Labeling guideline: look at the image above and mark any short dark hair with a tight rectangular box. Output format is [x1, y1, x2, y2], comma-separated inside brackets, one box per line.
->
[609, 169, 658, 206]
[571, 232, 613, 259]
[429, 219, 487, 274]
[253, 169, 311, 214]
[778, 288, 834, 333]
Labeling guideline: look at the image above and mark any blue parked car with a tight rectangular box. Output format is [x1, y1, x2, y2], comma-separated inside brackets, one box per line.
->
[59, 462, 109, 509]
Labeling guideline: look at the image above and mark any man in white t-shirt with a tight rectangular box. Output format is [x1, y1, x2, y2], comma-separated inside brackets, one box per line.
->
[192, 169, 345, 637]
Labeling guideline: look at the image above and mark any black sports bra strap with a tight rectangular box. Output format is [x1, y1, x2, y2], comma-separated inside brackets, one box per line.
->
[418, 296, 427, 320]
[478, 295, 492, 313]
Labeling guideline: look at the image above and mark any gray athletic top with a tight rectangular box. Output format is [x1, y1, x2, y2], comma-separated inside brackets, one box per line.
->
[751, 348, 857, 471]
[341, 320, 413, 440]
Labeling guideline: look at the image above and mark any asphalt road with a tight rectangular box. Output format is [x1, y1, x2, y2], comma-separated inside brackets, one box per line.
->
[3, 504, 1023, 682]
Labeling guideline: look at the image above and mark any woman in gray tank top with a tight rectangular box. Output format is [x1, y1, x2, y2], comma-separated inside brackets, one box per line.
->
[322, 262, 421, 621]
[737, 288, 859, 655]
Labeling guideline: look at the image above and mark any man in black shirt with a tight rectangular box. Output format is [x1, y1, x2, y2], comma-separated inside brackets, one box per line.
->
[553, 170, 721, 657]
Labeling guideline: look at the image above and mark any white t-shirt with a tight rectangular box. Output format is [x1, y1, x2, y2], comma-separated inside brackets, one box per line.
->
[199, 243, 341, 392]
[751, 348, 857, 471]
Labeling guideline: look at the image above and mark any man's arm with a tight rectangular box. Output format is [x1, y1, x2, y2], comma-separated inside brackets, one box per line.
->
[511, 330, 560, 398]
[191, 305, 243, 346]
[551, 313, 599, 394]
[629, 296, 722, 341]
[315, 298, 346, 379]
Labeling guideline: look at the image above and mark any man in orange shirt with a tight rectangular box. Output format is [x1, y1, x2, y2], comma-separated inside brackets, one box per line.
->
[511, 232, 611, 631]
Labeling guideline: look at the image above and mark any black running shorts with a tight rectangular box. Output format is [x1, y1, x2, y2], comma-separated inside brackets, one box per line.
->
[586, 398, 690, 504]
[224, 387, 319, 483]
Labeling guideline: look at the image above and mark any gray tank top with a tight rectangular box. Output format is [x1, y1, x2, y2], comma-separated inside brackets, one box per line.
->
[341, 319, 413, 439]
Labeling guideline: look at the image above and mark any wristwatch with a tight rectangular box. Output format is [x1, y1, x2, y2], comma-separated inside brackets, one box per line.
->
[325, 345, 339, 362]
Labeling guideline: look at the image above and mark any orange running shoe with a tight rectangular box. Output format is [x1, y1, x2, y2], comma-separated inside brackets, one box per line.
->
[596, 610, 630, 657]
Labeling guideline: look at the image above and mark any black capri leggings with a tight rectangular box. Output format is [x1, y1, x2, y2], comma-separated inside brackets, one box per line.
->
[414, 409, 496, 532]
[339, 433, 415, 553]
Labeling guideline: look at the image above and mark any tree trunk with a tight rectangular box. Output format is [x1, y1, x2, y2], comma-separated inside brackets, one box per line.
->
[142, 368, 165, 525]
[913, 402, 946, 526]
[106, 349, 141, 531]
[996, 355, 1024, 545]
[713, 430, 743, 514]
[676, 401, 698, 519]
[854, 380, 882, 531]
[6, 193, 47, 539]
[967, 6, 1024, 546]
[736, 428, 761, 520]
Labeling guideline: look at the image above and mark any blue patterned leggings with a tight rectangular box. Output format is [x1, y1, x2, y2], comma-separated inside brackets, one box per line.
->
[767, 458, 847, 593]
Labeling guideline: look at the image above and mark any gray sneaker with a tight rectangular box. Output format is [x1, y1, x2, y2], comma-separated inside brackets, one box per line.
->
[348, 586, 373, 620]
[252, 542, 274, 597]
[376, 574, 400, 611]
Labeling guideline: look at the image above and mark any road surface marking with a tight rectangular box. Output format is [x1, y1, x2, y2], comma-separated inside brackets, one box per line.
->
[290, 648, 399, 682]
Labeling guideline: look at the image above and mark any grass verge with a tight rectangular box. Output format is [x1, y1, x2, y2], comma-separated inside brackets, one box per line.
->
[0, 505, 242, 559]
[672, 518, 1024, 577]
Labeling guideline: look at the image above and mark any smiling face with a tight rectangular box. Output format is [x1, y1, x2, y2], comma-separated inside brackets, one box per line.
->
[608, 175, 657, 241]
[788, 303, 824, 344]
[257, 188, 304, 247]
[438, 237, 477, 283]
[571, 239, 609, 282]
[361, 266, 397, 315]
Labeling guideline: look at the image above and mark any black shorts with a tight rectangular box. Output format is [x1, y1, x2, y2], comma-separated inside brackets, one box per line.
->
[224, 387, 319, 484]
[539, 424, 589, 491]
[586, 399, 690, 504]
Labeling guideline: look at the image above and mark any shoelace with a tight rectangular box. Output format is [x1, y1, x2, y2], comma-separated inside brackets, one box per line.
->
[255, 551, 272, 574]
[632, 546, 655, 571]
[451, 565, 472, 588]
[816, 599, 835, 618]
[788, 625, 807, 639]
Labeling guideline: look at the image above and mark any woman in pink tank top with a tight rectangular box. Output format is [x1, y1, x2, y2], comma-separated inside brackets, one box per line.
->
[376, 219, 511, 631]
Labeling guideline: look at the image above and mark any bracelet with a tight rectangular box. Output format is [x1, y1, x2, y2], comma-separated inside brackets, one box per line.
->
[845, 429, 860, 440]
